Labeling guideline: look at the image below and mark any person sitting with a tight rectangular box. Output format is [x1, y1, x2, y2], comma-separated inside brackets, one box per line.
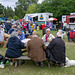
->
[0, 25, 4, 45]
[18, 29, 25, 40]
[42, 28, 55, 46]
[0, 31, 25, 68]
[0, 25, 10, 48]
[26, 31, 46, 67]
[67, 28, 75, 42]
[46, 32, 66, 67]
[8, 25, 17, 34]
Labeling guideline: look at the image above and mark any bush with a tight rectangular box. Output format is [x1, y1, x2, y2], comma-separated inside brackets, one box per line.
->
[13, 15, 18, 20]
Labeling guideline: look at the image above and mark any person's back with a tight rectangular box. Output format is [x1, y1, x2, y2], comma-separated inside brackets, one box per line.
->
[27, 37, 46, 61]
[6, 36, 24, 58]
[67, 28, 75, 41]
[52, 37, 65, 53]
[5, 22, 11, 29]
[46, 36, 65, 66]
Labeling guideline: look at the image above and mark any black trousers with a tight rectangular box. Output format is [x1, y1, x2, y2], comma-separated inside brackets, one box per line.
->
[3, 54, 13, 64]
[23, 29, 26, 34]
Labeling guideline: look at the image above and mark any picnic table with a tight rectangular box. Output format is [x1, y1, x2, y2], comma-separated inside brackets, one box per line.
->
[5, 38, 50, 68]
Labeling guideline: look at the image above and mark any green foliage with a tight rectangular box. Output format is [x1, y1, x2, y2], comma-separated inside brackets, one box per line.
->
[26, 4, 37, 14]
[0, 30, 75, 75]
[15, 0, 38, 18]
[13, 15, 18, 20]
[6, 6, 15, 18]
[36, 0, 75, 21]
[8, 17, 12, 20]
[0, 4, 4, 14]
[0, 14, 3, 18]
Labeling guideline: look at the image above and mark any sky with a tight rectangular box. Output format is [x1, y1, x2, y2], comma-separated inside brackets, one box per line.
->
[0, 0, 44, 10]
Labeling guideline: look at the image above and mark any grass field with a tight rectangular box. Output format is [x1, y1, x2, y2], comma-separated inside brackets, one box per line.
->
[0, 30, 75, 75]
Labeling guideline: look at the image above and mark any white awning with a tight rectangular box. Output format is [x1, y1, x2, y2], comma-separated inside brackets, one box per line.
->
[30, 14, 38, 17]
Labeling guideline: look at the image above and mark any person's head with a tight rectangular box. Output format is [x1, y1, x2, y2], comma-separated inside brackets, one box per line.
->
[32, 31, 39, 37]
[14, 25, 17, 30]
[70, 27, 74, 31]
[64, 21, 66, 23]
[1, 25, 2, 28]
[56, 32, 62, 38]
[23, 20, 26, 23]
[0, 25, 1, 29]
[7, 21, 10, 23]
[2, 23, 4, 25]
[59, 21, 61, 23]
[11, 25, 14, 28]
[30, 21, 33, 25]
[10, 31, 18, 38]
[46, 28, 50, 36]
[0, 25, 2, 29]
[18, 29, 22, 35]
[17, 25, 20, 29]
[28, 20, 30, 23]
[49, 21, 51, 23]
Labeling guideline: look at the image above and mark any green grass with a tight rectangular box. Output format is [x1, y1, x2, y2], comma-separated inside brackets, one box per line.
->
[0, 30, 75, 75]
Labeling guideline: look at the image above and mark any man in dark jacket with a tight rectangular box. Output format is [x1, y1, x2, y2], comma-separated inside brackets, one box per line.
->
[5, 21, 12, 33]
[0, 31, 25, 68]
[46, 32, 66, 67]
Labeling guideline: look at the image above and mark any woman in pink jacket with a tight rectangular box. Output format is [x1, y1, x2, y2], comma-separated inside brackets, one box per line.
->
[22, 20, 27, 34]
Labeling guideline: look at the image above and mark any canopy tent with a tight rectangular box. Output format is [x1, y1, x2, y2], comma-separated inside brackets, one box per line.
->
[47, 18, 57, 21]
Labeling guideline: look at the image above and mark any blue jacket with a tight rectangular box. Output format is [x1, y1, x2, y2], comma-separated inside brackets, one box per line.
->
[8, 28, 14, 34]
[18, 33, 25, 40]
[6, 36, 24, 58]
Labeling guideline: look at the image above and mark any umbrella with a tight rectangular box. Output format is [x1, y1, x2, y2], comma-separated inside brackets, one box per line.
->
[47, 18, 57, 21]
[19, 19, 24, 23]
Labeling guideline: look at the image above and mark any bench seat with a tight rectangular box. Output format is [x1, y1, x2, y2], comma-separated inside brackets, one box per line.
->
[5, 56, 50, 68]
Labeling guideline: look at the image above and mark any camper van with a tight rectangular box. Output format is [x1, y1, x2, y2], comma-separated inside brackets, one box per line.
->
[23, 13, 53, 25]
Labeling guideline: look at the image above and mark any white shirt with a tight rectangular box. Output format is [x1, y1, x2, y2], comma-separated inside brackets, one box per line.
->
[0, 30, 4, 42]
[42, 34, 55, 46]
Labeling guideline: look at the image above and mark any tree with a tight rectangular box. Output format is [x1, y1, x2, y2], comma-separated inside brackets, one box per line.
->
[26, 4, 37, 14]
[0, 4, 4, 15]
[13, 15, 19, 20]
[8, 17, 12, 20]
[6, 6, 15, 18]
[37, 0, 75, 21]
[15, 0, 38, 18]
[0, 14, 3, 18]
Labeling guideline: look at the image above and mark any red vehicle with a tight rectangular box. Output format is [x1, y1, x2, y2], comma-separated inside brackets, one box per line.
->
[62, 13, 75, 29]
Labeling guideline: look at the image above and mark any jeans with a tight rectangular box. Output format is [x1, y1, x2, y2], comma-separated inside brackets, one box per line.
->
[67, 35, 70, 41]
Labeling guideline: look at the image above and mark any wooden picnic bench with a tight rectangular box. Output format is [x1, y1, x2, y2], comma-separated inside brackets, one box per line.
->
[5, 56, 50, 68]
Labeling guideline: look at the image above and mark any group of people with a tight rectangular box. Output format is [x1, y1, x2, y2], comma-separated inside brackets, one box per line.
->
[0, 22, 66, 68]
[46, 21, 67, 31]
[0, 20, 38, 48]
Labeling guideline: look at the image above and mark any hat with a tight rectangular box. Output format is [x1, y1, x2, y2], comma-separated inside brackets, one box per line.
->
[56, 32, 63, 38]
[32, 31, 39, 36]
[71, 27, 74, 30]
[46, 28, 50, 32]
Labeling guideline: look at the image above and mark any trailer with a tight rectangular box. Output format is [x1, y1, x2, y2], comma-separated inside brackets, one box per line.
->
[62, 13, 75, 29]
[23, 13, 53, 25]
